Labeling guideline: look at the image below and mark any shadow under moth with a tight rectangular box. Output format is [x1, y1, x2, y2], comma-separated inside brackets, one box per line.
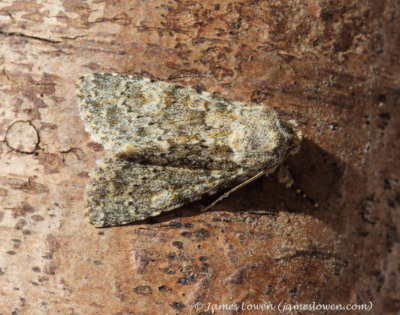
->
[78, 73, 301, 227]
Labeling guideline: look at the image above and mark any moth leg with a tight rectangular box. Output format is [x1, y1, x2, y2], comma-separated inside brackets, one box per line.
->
[276, 164, 294, 188]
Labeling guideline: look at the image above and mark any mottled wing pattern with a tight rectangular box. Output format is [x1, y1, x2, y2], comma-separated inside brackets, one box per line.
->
[78, 73, 295, 171]
[78, 73, 300, 227]
[87, 157, 244, 227]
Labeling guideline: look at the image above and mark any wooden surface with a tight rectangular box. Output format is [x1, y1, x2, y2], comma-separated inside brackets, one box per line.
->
[0, 1, 399, 314]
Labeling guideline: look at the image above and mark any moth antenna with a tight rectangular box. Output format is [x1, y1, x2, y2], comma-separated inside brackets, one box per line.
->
[201, 170, 266, 212]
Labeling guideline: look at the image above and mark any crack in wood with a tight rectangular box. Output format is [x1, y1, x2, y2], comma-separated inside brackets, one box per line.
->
[0, 30, 62, 44]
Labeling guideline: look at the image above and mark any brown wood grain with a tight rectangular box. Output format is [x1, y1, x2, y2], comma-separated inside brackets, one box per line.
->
[0, 1, 398, 314]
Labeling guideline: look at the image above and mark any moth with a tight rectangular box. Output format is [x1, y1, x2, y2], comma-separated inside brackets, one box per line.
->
[78, 73, 301, 227]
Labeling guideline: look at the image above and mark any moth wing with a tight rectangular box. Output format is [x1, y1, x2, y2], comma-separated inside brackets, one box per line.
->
[78, 72, 212, 152]
[78, 73, 297, 170]
[86, 156, 244, 227]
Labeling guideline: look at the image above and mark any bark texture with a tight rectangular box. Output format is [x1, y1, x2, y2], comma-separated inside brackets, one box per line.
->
[0, 1, 399, 314]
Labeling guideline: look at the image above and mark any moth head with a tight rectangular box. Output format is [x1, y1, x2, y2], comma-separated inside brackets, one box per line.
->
[228, 111, 301, 170]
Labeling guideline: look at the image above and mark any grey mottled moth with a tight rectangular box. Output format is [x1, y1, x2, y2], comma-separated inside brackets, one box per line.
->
[77, 73, 301, 227]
